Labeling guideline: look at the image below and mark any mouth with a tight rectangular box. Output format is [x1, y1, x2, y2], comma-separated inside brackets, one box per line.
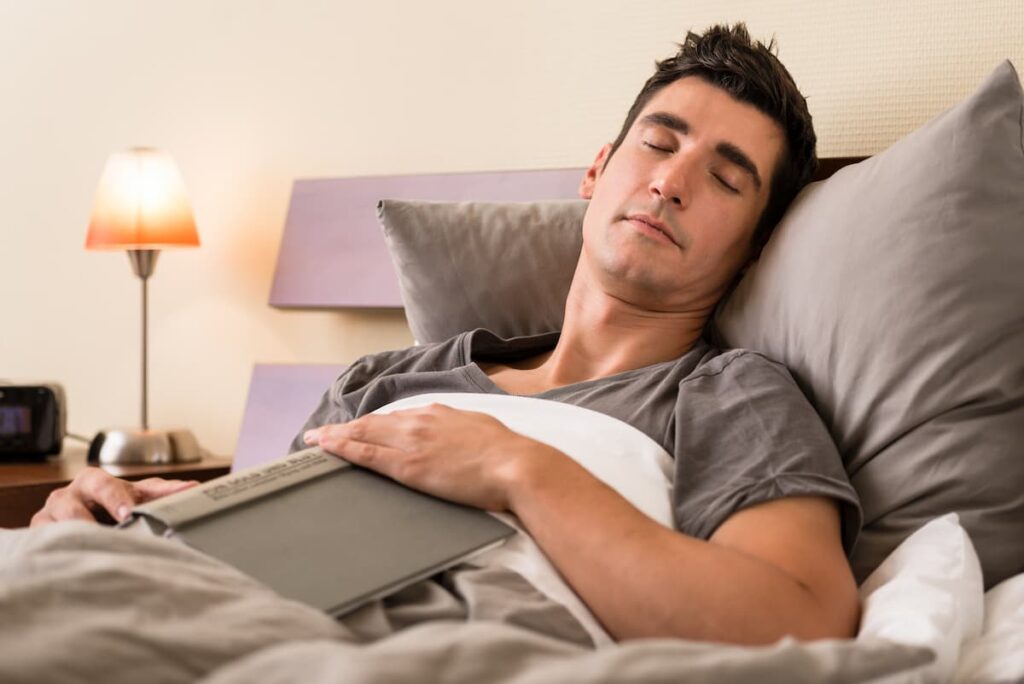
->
[623, 214, 679, 247]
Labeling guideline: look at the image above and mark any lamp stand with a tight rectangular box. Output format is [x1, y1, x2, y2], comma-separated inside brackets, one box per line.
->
[88, 249, 200, 465]
[129, 249, 156, 430]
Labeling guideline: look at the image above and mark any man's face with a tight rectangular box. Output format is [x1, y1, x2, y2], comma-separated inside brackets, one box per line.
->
[578, 76, 785, 312]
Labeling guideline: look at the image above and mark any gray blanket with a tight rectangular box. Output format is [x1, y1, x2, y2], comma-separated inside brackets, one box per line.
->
[0, 523, 932, 683]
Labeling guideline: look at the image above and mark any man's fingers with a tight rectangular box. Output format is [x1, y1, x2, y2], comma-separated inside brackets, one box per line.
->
[28, 469, 197, 527]
[57, 497, 101, 523]
[306, 415, 391, 447]
[29, 510, 56, 527]
[316, 432, 405, 476]
[308, 412, 441, 451]
[38, 488, 100, 525]
[72, 469, 140, 523]
[70, 472, 197, 523]
[133, 478, 200, 502]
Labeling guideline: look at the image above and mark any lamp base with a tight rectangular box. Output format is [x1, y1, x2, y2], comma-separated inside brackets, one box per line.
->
[88, 428, 201, 465]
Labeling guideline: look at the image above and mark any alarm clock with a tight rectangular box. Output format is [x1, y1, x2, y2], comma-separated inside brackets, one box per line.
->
[0, 383, 66, 459]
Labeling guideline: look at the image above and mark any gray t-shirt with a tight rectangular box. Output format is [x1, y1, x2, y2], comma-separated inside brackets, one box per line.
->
[294, 329, 861, 553]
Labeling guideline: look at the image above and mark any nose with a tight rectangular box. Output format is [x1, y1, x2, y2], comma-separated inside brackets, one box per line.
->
[648, 160, 689, 207]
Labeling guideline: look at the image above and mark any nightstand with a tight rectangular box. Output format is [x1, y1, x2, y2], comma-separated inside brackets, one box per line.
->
[0, 441, 232, 528]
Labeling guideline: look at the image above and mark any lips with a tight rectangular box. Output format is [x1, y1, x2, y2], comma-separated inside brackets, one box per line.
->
[624, 214, 679, 246]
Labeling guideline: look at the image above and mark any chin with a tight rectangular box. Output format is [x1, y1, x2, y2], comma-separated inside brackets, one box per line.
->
[595, 262, 680, 304]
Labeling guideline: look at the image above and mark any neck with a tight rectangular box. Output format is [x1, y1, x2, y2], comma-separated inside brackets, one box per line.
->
[530, 268, 711, 387]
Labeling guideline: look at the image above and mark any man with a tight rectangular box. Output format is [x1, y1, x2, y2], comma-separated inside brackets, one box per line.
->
[32, 23, 861, 645]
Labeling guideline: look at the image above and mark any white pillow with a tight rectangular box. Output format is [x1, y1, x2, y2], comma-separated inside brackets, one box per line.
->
[857, 513, 984, 683]
[953, 572, 1024, 683]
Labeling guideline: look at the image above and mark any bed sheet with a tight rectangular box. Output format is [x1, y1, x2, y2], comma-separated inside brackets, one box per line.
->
[0, 521, 933, 684]
[0, 395, 1019, 683]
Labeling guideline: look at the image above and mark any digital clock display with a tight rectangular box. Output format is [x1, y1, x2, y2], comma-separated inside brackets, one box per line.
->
[0, 405, 32, 436]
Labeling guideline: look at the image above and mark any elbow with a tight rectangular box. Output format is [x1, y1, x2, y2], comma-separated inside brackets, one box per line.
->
[613, 593, 860, 646]
[795, 581, 861, 642]
[829, 590, 862, 640]
[731, 593, 860, 645]
[720, 582, 863, 645]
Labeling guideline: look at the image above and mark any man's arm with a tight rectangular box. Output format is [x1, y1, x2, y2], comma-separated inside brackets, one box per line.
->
[305, 404, 860, 644]
[508, 447, 860, 643]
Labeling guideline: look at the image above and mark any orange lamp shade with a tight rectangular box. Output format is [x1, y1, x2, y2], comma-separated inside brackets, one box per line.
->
[85, 147, 199, 250]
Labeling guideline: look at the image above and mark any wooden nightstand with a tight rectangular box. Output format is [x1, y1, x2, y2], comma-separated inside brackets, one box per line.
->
[0, 441, 232, 528]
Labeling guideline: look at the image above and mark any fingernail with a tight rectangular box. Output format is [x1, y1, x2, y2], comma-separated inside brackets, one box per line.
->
[117, 505, 131, 521]
[303, 430, 317, 444]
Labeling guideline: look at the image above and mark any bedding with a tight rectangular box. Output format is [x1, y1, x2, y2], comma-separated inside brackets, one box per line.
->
[202, 513, 1024, 684]
[4, 395, 986, 684]
[0, 516, 936, 684]
[4, 397, 1017, 682]
[856, 513, 983, 683]
[954, 572, 1024, 682]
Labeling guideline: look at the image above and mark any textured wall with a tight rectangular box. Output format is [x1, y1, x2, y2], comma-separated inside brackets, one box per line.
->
[1, 0, 1021, 457]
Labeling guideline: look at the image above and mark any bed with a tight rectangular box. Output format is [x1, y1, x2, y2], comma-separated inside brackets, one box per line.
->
[0, 60, 1021, 683]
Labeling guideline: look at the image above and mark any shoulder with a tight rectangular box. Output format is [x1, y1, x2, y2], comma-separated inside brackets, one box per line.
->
[683, 344, 795, 386]
[333, 332, 471, 396]
[673, 344, 805, 406]
[672, 344, 824, 443]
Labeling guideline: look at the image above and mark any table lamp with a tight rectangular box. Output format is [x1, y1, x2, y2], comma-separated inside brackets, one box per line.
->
[84, 147, 201, 464]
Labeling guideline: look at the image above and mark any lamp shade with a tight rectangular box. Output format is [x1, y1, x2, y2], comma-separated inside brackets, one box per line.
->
[86, 147, 199, 250]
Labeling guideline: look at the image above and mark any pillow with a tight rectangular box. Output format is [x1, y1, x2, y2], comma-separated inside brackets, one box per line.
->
[377, 199, 585, 343]
[857, 513, 984, 684]
[714, 60, 1024, 588]
[954, 571, 1024, 682]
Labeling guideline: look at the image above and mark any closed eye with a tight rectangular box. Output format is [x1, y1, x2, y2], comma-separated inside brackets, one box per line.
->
[713, 174, 740, 194]
[642, 141, 673, 153]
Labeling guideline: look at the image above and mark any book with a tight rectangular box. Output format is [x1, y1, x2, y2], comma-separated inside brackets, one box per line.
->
[119, 446, 516, 616]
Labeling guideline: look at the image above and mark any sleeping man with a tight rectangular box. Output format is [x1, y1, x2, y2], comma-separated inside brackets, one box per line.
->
[30, 23, 862, 646]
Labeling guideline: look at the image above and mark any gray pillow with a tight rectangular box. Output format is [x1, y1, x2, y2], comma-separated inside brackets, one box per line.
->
[715, 60, 1024, 588]
[378, 199, 586, 343]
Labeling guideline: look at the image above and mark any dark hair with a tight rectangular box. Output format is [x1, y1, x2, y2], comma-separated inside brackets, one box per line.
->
[606, 22, 818, 256]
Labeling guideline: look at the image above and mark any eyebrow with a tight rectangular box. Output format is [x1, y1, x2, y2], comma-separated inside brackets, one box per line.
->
[639, 112, 763, 192]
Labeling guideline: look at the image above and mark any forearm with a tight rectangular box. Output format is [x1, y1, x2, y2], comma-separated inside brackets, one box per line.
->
[506, 445, 855, 644]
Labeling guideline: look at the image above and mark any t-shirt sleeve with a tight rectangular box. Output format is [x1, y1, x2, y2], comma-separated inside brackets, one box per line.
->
[287, 334, 473, 453]
[671, 350, 862, 555]
[286, 347, 422, 453]
[287, 367, 361, 454]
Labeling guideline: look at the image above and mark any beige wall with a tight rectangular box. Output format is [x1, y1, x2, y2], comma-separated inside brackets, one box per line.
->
[2, 0, 1021, 457]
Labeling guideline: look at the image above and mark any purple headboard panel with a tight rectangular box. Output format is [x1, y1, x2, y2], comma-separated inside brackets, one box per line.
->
[233, 363, 348, 472]
[269, 167, 587, 308]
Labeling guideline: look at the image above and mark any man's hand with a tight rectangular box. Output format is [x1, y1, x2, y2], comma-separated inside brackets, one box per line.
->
[30, 469, 199, 527]
[303, 403, 552, 512]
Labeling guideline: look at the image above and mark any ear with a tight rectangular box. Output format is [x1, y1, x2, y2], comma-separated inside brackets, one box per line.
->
[578, 143, 613, 199]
